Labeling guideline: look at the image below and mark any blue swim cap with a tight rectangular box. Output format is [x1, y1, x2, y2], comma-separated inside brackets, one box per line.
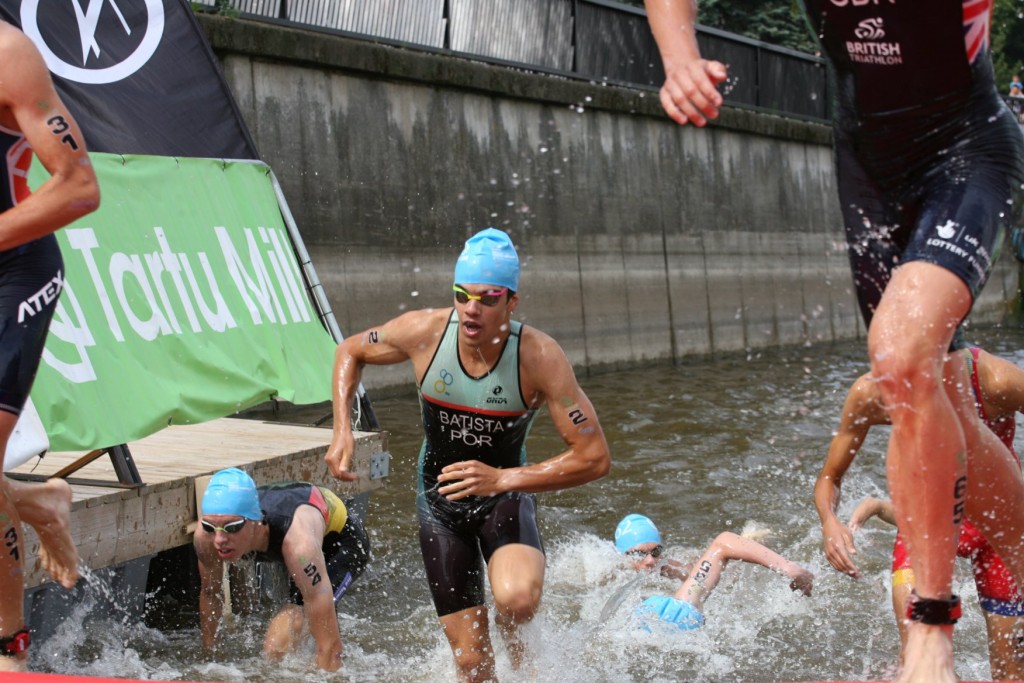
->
[453, 228, 520, 291]
[615, 514, 661, 553]
[201, 467, 262, 521]
[637, 595, 705, 631]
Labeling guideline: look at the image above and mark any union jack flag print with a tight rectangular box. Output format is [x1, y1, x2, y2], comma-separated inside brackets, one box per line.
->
[964, 0, 992, 64]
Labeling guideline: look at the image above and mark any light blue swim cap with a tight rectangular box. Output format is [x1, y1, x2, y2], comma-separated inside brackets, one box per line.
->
[637, 595, 705, 631]
[453, 228, 520, 291]
[201, 467, 262, 521]
[615, 514, 661, 553]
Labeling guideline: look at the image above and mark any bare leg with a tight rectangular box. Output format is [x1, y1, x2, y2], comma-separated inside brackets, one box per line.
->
[868, 263, 969, 683]
[982, 612, 1024, 681]
[263, 604, 305, 662]
[488, 544, 543, 672]
[7, 477, 78, 589]
[439, 605, 497, 683]
[0, 413, 27, 672]
[891, 572, 914, 663]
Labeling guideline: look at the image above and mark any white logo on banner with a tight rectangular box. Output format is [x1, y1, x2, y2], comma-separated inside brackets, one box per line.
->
[21, 0, 165, 85]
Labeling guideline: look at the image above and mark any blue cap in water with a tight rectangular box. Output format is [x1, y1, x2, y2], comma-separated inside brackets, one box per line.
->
[637, 595, 705, 631]
[615, 513, 661, 553]
[453, 228, 520, 291]
[201, 467, 262, 521]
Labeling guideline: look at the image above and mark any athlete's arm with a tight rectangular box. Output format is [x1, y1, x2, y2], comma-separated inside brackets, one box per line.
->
[326, 308, 447, 480]
[848, 496, 896, 531]
[643, 0, 728, 126]
[673, 532, 812, 610]
[0, 24, 98, 251]
[437, 328, 611, 499]
[281, 506, 341, 671]
[975, 349, 1024, 419]
[814, 374, 888, 579]
[194, 533, 226, 652]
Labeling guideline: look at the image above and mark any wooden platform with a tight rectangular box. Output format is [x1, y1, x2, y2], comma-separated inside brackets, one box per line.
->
[6, 418, 387, 589]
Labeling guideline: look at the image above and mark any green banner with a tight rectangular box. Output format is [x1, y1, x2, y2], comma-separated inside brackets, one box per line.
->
[29, 154, 336, 451]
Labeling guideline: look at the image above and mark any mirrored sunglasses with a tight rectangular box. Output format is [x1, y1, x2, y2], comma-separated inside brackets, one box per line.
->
[453, 285, 508, 307]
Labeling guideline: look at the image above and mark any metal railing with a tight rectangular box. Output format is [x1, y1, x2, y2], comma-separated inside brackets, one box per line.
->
[195, 0, 830, 123]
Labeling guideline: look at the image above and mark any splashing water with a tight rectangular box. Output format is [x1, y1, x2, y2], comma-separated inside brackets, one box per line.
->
[31, 329, 1024, 681]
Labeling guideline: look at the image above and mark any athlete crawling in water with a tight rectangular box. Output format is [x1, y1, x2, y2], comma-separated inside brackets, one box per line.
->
[326, 228, 611, 682]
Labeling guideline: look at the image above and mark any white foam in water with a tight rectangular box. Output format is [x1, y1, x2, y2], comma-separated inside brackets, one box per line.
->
[25, 332, 1023, 681]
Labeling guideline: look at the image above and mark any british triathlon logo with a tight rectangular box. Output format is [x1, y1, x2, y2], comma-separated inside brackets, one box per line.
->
[853, 18, 885, 40]
[21, 0, 165, 85]
[845, 17, 902, 65]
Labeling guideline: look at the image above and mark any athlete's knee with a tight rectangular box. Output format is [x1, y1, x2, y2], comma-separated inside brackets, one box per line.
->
[452, 646, 494, 683]
[868, 338, 944, 407]
[263, 605, 304, 661]
[493, 584, 541, 623]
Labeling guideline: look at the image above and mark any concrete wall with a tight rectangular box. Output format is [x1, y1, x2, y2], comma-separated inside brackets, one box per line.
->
[197, 15, 1018, 392]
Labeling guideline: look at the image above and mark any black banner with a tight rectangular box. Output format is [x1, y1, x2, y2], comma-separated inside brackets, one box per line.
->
[0, 0, 258, 159]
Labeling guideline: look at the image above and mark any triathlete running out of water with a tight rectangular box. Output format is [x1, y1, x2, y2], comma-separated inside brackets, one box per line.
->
[815, 346, 1024, 680]
[643, 2, 1024, 681]
[193, 468, 370, 672]
[325, 228, 611, 682]
[0, 20, 100, 674]
[614, 514, 813, 631]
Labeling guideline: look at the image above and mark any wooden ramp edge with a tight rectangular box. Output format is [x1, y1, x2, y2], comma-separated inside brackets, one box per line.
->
[7, 417, 387, 589]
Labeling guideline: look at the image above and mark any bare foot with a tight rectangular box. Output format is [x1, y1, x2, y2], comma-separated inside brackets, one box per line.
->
[896, 622, 956, 683]
[25, 479, 79, 589]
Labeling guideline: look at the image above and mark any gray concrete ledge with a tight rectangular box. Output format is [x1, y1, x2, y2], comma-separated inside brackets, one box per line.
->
[197, 14, 833, 145]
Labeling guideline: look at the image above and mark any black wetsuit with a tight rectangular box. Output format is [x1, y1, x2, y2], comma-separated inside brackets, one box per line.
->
[254, 482, 370, 605]
[0, 124, 63, 417]
[802, 0, 1024, 325]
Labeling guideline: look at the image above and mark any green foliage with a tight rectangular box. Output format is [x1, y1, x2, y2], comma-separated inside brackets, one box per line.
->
[992, 0, 1024, 91]
[616, 0, 815, 52]
[698, 0, 815, 52]
[190, 0, 240, 17]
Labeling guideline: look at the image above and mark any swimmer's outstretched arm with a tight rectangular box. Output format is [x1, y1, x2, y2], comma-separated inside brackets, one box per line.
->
[672, 532, 813, 611]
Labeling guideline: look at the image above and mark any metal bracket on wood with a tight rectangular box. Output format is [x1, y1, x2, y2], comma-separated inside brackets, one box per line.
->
[6, 444, 144, 489]
[369, 451, 390, 480]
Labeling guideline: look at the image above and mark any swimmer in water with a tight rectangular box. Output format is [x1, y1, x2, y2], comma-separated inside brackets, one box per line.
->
[615, 514, 813, 631]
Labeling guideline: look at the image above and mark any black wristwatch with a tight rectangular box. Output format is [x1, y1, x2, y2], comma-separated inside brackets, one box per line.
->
[0, 628, 30, 656]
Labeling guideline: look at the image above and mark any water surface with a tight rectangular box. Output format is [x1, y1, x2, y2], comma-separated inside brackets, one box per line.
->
[33, 325, 1024, 682]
